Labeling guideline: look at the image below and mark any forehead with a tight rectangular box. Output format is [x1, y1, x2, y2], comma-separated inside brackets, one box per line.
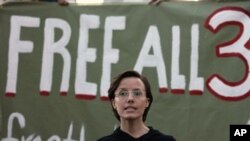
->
[117, 77, 145, 89]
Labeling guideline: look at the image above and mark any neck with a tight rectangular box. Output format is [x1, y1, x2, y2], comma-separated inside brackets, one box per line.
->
[120, 118, 149, 138]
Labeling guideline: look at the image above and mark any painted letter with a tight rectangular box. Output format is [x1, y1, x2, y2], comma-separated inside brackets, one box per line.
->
[75, 14, 99, 99]
[171, 26, 185, 94]
[134, 25, 167, 93]
[100, 16, 125, 100]
[2, 112, 25, 141]
[5, 16, 40, 97]
[189, 24, 204, 95]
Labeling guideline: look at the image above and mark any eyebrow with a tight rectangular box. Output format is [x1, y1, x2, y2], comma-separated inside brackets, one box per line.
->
[117, 88, 142, 91]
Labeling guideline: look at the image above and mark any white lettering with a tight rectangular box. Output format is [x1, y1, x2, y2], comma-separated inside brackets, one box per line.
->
[234, 129, 247, 136]
[40, 18, 71, 96]
[189, 24, 204, 95]
[171, 26, 185, 94]
[206, 8, 250, 100]
[241, 129, 247, 136]
[5, 16, 40, 97]
[234, 129, 241, 136]
[2, 113, 85, 141]
[134, 25, 168, 92]
[75, 14, 99, 99]
[100, 16, 126, 99]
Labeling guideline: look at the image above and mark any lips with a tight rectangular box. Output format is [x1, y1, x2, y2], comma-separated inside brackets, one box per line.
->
[124, 106, 137, 110]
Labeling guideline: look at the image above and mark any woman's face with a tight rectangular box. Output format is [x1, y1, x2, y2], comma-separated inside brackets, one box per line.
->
[112, 77, 149, 121]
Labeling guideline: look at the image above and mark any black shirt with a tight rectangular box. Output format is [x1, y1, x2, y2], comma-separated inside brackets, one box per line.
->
[97, 127, 176, 141]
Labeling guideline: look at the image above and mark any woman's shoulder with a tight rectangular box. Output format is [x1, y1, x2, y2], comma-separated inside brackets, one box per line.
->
[97, 135, 116, 141]
[97, 128, 121, 141]
[146, 127, 176, 141]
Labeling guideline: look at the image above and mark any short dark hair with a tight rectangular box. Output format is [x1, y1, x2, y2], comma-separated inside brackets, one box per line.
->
[108, 70, 153, 122]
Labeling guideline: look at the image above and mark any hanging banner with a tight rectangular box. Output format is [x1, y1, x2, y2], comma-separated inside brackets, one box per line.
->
[0, 2, 250, 141]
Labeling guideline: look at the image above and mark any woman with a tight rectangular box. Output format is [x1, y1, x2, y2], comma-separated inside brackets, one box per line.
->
[97, 70, 176, 141]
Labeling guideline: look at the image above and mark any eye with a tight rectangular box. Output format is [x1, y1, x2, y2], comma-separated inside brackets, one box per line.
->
[133, 90, 142, 97]
[118, 90, 128, 97]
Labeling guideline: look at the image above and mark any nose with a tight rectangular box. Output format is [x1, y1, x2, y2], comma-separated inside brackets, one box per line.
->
[127, 93, 134, 103]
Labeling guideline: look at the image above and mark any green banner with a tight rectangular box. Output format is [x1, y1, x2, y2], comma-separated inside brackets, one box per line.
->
[1, 2, 250, 141]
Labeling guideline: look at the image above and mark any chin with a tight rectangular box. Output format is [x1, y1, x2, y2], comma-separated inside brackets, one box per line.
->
[122, 115, 142, 120]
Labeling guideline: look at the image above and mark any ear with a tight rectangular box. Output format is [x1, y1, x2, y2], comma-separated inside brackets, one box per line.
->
[112, 99, 116, 109]
[145, 98, 150, 108]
